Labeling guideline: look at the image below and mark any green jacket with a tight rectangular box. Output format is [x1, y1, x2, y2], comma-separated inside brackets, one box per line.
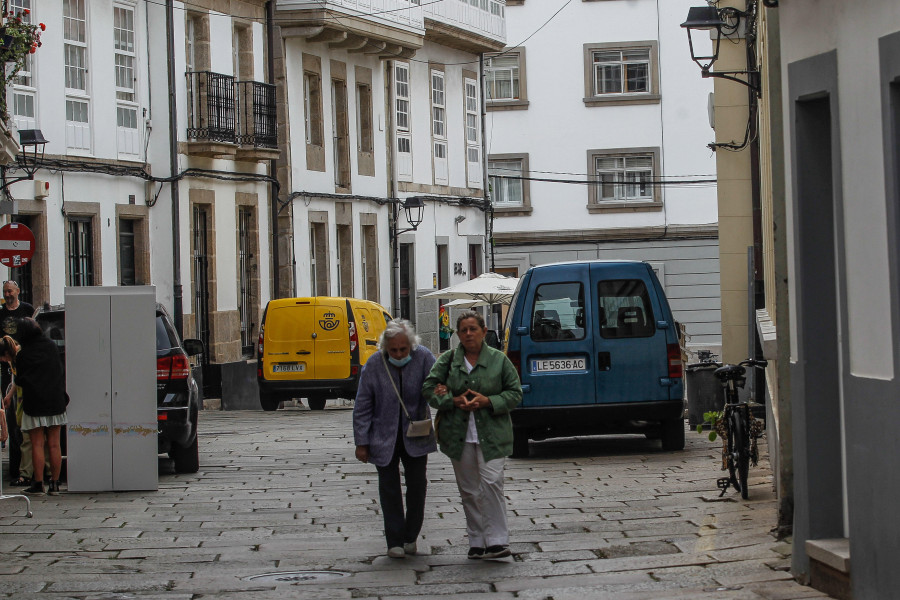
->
[423, 342, 523, 462]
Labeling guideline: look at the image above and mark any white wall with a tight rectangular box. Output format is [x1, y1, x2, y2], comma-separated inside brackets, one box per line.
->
[489, 0, 717, 233]
[779, 1, 899, 379]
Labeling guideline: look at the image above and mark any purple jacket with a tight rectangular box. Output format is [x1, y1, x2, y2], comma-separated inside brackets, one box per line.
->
[352, 346, 437, 466]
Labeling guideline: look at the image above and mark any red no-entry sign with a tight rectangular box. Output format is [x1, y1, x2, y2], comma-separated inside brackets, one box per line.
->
[0, 222, 35, 267]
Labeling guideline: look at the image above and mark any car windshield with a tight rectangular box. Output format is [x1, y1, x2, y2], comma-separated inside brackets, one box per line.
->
[156, 314, 180, 352]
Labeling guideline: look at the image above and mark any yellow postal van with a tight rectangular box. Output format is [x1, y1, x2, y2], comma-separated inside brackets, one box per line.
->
[256, 297, 392, 410]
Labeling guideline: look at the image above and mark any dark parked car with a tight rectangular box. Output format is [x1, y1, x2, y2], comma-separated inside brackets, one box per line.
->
[34, 303, 204, 473]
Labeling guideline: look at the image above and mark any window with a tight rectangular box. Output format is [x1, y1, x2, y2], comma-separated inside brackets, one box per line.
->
[9, 0, 36, 131]
[583, 41, 659, 106]
[488, 153, 531, 214]
[309, 220, 329, 296]
[530, 282, 585, 341]
[119, 219, 136, 286]
[489, 159, 523, 205]
[356, 82, 373, 154]
[360, 220, 378, 302]
[64, 0, 90, 151]
[587, 147, 661, 210]
[465, 76, 481, 186]
[114, 5, 140, 158]
[395, 62, 412, 181]
[238, 208, 254, 355]
[485, 49, 527, 110]
[336, 224, 352, 297]
[304, 72, 323, 146]
[67, 218, 94, 287]
[596, 155, 652, 201]
[593, 49, 648, 95]
[431, 69, 447, 184]
[185, 16, 196, 72]
[597, 279, 655, 339]
[303, 54, 325, 172]
[331, 74, 350, 190]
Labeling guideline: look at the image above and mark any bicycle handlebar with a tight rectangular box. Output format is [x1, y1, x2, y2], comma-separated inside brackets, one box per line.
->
[738, 358, 768, 369]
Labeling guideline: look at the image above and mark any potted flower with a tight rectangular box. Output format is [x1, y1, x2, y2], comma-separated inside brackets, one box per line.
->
[0, 8, 44, 120]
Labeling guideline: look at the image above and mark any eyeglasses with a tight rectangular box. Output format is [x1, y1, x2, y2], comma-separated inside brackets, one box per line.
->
[2, 281, 17, 288]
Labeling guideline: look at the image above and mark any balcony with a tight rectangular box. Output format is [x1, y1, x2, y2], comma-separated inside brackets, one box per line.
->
[186, 73, 280, 162]
[422, 0, 506, 52]
[276, 0, 424, 58]
[186, 71, 237, 158]
[235, 81, 281, 162]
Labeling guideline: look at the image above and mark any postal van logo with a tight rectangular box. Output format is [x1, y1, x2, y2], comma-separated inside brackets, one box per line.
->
[319, 312, 340, 331]
[361, 316, 370, 332]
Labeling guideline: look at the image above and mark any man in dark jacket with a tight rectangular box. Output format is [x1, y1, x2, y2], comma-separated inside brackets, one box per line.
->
[1, 280, 33, 484]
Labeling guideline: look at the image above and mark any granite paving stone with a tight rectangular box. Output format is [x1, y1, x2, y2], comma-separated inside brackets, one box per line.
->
[0, 408, 829, 599]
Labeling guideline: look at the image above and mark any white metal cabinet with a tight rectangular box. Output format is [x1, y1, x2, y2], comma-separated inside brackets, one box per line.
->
[66, 287, 158, 491]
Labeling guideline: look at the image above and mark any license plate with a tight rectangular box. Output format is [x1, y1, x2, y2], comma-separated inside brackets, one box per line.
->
[531, 357, 586, 373]
[273, 363, 305, 373]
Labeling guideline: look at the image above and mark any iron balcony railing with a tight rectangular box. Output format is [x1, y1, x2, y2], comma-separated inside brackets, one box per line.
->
[186, 72, 277, 149]
[186, 71, 237, 143]
[236, 80, 277, 148]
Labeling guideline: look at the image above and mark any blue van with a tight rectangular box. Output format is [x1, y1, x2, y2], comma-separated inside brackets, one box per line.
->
[503, 260, 684, 457]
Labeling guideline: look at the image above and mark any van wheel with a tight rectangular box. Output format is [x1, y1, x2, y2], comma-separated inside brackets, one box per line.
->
[307, 396, 327, 411]
[511, 429, 530, 458]
[661, 418, 685, 451]
[259, 392, 281, 412]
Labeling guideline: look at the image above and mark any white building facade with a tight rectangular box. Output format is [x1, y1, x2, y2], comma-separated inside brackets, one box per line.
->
[485, 0, 720, 353]
[3, 0, 276, 405]
[272, 0, 506, 351]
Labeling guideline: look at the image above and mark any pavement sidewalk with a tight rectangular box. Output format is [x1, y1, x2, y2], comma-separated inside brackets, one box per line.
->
[0, 407, 831, 599]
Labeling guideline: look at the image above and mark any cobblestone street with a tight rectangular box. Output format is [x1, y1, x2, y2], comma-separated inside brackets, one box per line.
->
[0, 406, 831, 599]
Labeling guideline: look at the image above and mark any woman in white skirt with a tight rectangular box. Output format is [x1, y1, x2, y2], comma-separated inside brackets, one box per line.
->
[0, 318, 67, 496]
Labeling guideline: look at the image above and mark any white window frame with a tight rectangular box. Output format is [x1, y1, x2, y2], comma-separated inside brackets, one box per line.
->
[592, 48, 650, 96]
[8, 0, 36, 132]
[64, 0, 91, 152]
[394, 61, 412, 182]
[114, 3, 141, 160]
[465, 77, 481, 186]
[431, 69, 448, 185]
[485, 53, 520, 102]
[489, 158, 524, 206]
[594, 153, 653, 203]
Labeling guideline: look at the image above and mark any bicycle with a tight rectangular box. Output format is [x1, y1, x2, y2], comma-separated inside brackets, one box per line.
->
[712, 358, 767, 499]
[693, 357, 767, 499]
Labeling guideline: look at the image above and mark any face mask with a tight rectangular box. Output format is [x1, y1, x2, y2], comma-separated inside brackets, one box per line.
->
[388, 355, 412, 368]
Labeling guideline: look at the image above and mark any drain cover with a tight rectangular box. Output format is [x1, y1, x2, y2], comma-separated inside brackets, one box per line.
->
[244, 571, 350, 584]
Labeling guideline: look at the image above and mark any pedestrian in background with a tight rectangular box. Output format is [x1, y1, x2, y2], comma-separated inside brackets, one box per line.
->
[424, 310, 522, 560]
[353, 319, 437, 559]
[3, 318, 67, 496]
[1, 280, 33, 485]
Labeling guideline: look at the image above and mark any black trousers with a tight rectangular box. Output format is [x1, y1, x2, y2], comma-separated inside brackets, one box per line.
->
[375, 434, 428, 549]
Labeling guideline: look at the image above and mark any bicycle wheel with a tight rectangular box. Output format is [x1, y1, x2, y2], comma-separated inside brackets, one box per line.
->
[730, 409, 750, 499]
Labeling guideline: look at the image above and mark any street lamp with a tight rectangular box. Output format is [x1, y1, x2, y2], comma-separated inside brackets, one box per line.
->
[1, 129, 48, 195]
[392, 196, 425, 239]
[391, 196, 427, 318]
[681, 5, 760, 95]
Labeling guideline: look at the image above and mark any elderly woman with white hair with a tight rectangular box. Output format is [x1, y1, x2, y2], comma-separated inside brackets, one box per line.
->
[353, 319, 437, 559]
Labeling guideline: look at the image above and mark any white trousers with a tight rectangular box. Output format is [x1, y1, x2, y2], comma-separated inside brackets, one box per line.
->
[451, 442, 509, 548]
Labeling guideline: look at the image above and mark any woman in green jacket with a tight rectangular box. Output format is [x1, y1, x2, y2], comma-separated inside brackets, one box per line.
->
[423, 310, 522, 560]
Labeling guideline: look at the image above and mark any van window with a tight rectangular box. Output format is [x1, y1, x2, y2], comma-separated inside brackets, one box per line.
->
[531, 282, 585, 341]
[597, 279, 655, 338]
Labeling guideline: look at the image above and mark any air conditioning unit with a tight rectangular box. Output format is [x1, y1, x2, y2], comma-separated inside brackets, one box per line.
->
[34, 179, 49, 199]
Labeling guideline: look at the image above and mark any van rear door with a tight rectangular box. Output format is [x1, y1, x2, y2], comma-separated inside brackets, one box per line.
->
[590, 263, 669, 404]
[312, 298, 351, 380]
[263, 302, 317, 380]
[517, 263, 595, 407]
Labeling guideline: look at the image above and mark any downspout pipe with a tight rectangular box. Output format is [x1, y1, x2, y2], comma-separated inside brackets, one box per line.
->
[266, 1, 280, 298]
[165, 0, 183, 336]
[479, 53, 494, 273]
[387, 61, 401, 318]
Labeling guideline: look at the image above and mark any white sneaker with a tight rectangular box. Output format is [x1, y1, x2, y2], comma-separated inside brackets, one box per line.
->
[403, 541, 417, 555]
[387, 546, 405, 559]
